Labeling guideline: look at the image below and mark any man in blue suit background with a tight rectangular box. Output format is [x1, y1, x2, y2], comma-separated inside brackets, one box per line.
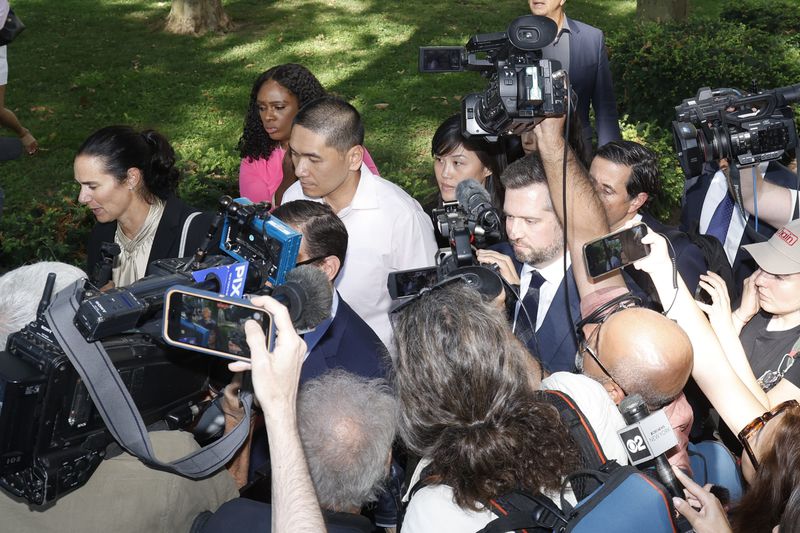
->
[272, 200, 387, 384]
[529, 0, 621, 156]
[477, 152, 581, 374]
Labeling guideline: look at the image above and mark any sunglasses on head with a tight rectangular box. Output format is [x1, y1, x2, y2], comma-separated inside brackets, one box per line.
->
[738, 399, 799, 471]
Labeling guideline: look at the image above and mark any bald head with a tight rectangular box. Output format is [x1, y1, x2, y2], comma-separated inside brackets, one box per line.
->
[589, 307, 693, 407]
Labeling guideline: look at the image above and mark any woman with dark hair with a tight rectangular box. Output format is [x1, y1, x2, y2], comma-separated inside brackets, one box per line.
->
[238, 63, 379, 206]
[671, 401, 800, 533]
[427, 114, 506, 247]
[393, 281, 628, 532]
[76, 126, 213, 287]
[430, 114, 504, 206]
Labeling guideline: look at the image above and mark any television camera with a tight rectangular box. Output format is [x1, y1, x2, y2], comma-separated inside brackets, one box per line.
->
[0, 196, 309, 505]
[419, 15, 569, 140]
[672, 84, 800, 179]
[388, 179, 504, 301]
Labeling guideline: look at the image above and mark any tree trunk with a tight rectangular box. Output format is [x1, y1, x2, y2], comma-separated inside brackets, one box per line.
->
[636, 0, 688, 22]
[165, 0, 232, 35]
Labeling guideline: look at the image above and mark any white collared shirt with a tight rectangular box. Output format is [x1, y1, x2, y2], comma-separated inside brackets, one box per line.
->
[283, 164, 438, 349]
[516, 253, 571, 331]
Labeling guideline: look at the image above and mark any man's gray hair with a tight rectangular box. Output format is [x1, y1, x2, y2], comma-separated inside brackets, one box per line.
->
[297, 369, 397, 512]
[0, 262, 86, 347]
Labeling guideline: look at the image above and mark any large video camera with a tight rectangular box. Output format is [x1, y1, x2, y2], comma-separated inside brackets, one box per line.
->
[419, 15, 569, 140]
[672, 84, 800, 178]
[388, 179, 504, 300]
[0, 197, 302, 504]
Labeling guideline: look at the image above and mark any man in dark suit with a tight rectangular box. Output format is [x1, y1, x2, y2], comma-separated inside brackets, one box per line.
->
[477, 152, 581, 373]
[272, 200, 386, 383]
[529, 0, 621, 156]
[590, 140, 708, 309]
[681, 160, 799, 296]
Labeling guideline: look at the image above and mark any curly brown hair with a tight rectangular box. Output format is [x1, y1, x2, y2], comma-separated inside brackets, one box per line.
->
[392, 282, 580, 511]
[238, 64, 326, 161]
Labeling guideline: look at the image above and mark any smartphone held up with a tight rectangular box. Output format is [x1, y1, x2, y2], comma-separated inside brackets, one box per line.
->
[583, 223, 651, 279]
[163, 286, 273, 363]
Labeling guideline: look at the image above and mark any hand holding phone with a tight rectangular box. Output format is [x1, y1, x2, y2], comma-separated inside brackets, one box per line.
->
[229, 294, 307, 418]
[583, 223, 651, 279]
[163, 286, 273, 363]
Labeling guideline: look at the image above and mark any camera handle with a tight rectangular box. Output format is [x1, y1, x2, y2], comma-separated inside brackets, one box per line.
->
[45, 279, 253, 478]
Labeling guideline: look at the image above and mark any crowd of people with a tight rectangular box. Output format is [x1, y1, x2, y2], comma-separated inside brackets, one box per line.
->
[2, 0, 800, 532]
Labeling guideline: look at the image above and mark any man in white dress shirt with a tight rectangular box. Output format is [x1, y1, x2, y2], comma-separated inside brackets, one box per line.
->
[281, 96, 438, 349]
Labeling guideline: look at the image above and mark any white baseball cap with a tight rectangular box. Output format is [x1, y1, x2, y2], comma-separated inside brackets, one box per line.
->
[742, 218, 800, 275]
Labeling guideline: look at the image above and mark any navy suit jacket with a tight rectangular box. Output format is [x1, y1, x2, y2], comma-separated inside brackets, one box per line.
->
[680, 161, 799, 295]
[299, 294, 387, 384]
[563, 17, 621, 150]
[493, 242, 581, 374]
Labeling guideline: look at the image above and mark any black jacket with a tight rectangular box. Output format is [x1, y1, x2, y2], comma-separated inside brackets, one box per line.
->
[86, 195, 215, 280]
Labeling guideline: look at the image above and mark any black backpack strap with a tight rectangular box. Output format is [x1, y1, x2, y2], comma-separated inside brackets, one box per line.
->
[477, 491, 566, 533]
[540, 389, 607, 467]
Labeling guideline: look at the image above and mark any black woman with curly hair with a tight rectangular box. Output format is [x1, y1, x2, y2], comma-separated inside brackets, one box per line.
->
[238, 63, 379, 206]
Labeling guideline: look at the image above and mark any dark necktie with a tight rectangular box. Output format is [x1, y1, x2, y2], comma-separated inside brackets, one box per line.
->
[517, 270, 546, 346]
[706, 194, 735, 245]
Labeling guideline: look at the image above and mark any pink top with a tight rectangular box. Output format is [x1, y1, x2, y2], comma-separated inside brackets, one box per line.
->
[239, 146, 380, 205]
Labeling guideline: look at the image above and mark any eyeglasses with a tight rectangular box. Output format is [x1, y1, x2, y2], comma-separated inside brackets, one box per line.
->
[575, 322, 628, 397]
[737, 399, 799, 470]
[573, 293, 641, 395]
[295, 255, 328, 267]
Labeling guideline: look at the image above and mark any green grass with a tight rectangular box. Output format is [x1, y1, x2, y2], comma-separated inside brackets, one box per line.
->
[0, 0, 726, 267]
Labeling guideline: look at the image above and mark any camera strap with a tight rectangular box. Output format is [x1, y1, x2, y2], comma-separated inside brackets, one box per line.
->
[45, 279, 253, 478]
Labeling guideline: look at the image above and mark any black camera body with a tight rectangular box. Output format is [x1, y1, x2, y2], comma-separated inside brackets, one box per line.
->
[388, 182, 504, 301]
[0, 197, 301, 504]
[0, 320, 208, 505]
[672, 84, 800, 178]
[420, 15, 568, 140]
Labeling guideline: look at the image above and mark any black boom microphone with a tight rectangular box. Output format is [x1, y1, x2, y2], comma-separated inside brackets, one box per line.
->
[271, 265, 333, 332]
[455, 178, 503, 242]
[619, 394, 684, 499]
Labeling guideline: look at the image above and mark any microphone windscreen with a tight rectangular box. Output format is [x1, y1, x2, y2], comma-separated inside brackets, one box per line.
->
[278, 265, 333, 331]
[619, 393, 649, 423]
[455, 178, 491, 214]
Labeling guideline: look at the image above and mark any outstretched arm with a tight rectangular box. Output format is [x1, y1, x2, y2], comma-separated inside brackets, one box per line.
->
[738, 164, 797, 228]
[632, 228, 768, 434]
[532, 116, 626, 299]
[230, 296, 325, 533]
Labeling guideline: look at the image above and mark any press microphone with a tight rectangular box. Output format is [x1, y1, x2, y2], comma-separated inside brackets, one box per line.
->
[455, 179, 502, 241]
[271, 265, 333, 331]
[618, 394, 684, 498]
[191, 261, 251, 298]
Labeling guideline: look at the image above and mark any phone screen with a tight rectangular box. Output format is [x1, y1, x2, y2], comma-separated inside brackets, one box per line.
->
[583, 224, 650, 278]
[163, 288, 272, 362]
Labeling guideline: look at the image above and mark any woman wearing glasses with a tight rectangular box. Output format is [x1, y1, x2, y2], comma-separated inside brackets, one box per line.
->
[632, 223, 800, 533]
